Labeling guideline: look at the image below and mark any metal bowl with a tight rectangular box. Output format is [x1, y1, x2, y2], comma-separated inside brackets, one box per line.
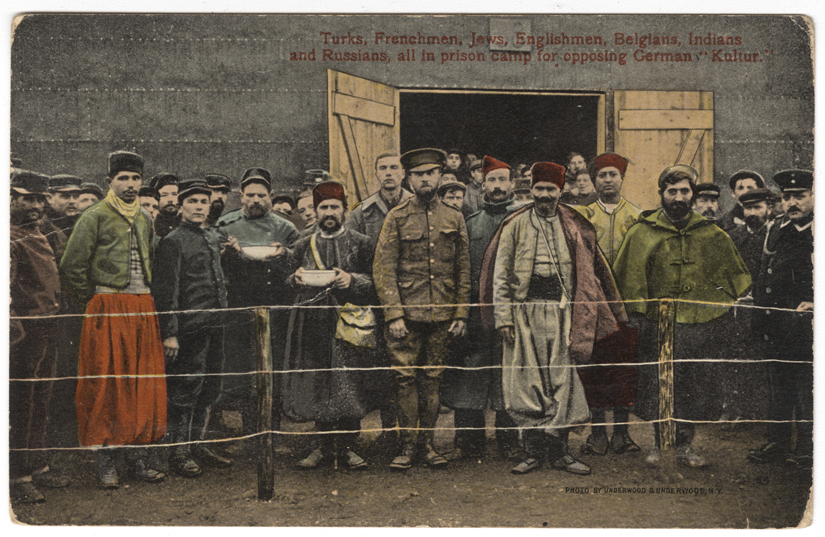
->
[302, 269, 336, 287]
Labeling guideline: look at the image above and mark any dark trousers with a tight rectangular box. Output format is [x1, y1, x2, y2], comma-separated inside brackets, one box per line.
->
[165, 326, 225, 451]
[454, 409, 518, 451]
[386, 320, 451, 446]
[524, 428, 569, 461]
[9, 319, 58, 480]
[590, 407, 631, 437]
[766, 350, 813, 455]
[316, 419, 361, 452]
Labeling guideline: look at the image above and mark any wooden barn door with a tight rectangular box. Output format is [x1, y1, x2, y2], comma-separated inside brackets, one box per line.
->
[328, 70, 400, 206]
[614, 91, 714, 210]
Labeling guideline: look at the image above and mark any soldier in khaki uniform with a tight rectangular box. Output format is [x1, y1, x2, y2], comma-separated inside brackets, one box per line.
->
[373, 148, 471, 471]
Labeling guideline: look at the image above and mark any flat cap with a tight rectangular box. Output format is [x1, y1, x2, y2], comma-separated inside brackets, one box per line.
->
[739, 187, 775, 205]
[658, 165, 698, 189]
[773, 169, 813, 192]
[138, 186, 159, 200]
[80, 182, 105, 199]
[108, 151, 144, 177]
[178, 179, 212, 202]
[401, 148, 446, 172]
[49, 174, 83, 192]
[729, 170, 766, 190]
[694, 183, 721, 198]
[205, 173, 231, 189]
[437, 176, 467, 196]
[241, 167, 272, 190]
[11, 170, 50, 194]
[149, 172, 179, 191]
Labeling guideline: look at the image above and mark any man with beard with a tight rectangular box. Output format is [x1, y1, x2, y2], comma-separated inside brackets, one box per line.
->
[693, 183, 721, 221]
[573, 153, 642, 457]
[347, 151, 413, 447]
[747, 170, 813, 469]
[214, 167, 299, 445]
[150, 172, 180, 239]
[491, 162, 629, 476]
[78, 183, 104, 211]
[612, 165, 751, 468]
[205, 173, 231, 227]
[441, 156, 519, 460]
[282, 182, 375, 469]
[152, 179, 232, 477]
[719, 170, 765, 233]
[10, 171, 71, 503]
[138, 186, 159, 222]
[373, 148, 470, 471]
[729, 188, 774, 278]
[61, 151, 167, 488]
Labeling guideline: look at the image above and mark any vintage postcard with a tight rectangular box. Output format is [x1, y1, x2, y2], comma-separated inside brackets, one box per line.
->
[7, 11, 815, 529]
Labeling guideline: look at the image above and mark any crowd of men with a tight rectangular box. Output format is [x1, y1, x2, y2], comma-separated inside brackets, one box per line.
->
[9, 147, 813, 504]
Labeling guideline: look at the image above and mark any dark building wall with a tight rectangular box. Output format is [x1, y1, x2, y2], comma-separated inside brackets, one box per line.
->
[11, 14, 813, 210]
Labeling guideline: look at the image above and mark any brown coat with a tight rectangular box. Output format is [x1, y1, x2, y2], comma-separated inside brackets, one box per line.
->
[373, 195, 470, 323]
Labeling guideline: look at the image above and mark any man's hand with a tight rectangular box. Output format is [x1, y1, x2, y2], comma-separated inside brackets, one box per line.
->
[264, 242, 285, 259]
[498, 326, 515, 342]
[163, 336, 179, 361]
[388, 318, 409, 339]
[221, 235, 240, 256]
[293, 267, 306, 286]
[796, 301, 814, 312]
[448, 319, 466, 338]
[332, 267, 352, 289]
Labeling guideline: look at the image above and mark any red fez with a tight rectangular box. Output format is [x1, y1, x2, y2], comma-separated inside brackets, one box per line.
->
[482, 156, 510, 177]
[594, 153, 628, 175]
[530, 162, 566, 189]
[312, 181, 347, 207]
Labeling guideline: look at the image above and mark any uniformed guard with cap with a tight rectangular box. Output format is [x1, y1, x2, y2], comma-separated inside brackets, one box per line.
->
[78, 182, 104, 212]
[45, 174, 84, 235]
[152, 179, 232, 477]
[205, 173, 232, 227]
[213, 167, 299, 445]
[747, 169, 814, 469]
[373, 148, 471, 470]
[10, 170, 71, 503]
[693, 183, 721, 221]
[719, 170, 766, 233]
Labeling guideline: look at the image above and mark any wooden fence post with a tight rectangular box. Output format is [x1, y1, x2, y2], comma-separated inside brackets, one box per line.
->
[255, 307, 274, 501]
[657, 299, 676, 449]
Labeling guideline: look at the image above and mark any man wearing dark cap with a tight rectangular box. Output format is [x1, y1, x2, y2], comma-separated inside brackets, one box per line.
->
[373, 148, 471, 470]
[214, 167, 299, 444]
[10, 171, 71, 503]
[729, 188, 774, 277]
[512, 176, 533, 206]
[60, 150, 167, 488]
[463, 157, 485, 216]
[489, 162, 628, 476]
[44, 174, 84, 236]
[693, 183, 721, 221]
[613, 165, 751, 468]
[78, 182, 104, 211]
[719, 170, 766, 233]
[747, 170, 813, 469]
[282, 182, 375, 470]
[437, 173, 466, 211]
[150, 172, 180, 239]
[573, 153, 643, 457]
[152, 179, 232, 477]
[138, 186, 160, 222]
[441, 156, 519, 460]
[205, 173, 232, 227]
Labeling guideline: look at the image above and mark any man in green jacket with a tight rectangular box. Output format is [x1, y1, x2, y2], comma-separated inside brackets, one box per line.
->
[60, 151, 167, 488]
[612, 165, 751, 468]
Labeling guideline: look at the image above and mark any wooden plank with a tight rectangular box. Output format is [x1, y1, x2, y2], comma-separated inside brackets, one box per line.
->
[619, 109, 713, 130]
[255, 307, 274, 501]
[338, 114, 369, 200]
[333, 92, 395, 126]
[657, 300, 676, 450]
[676, 129, 706, 169]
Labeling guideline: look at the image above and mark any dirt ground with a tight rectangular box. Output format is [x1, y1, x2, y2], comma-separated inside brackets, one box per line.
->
[10, 410, 812, 528]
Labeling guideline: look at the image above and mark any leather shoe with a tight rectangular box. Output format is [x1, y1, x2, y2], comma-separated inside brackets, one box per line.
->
[610, 432, 641, 454]
[420, 443, 448, 468]
[11, 481, 45, 504]
[747, 442, 789, 464]
[551, 454, 591, 475]
[341, 449, 368, 469]
[389, 443, 416, 471]
[297, 448, 329, 469]
[129, 459, 167, 483]
[194, 445, 233, 468]
[581, 433, 609, 455]
[511, 457, 540, 475]
[676, 445, 708, 468]
[171, 457, 203, 478]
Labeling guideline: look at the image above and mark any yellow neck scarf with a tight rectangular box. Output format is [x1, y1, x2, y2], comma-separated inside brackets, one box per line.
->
[105, 188, 140, 224]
